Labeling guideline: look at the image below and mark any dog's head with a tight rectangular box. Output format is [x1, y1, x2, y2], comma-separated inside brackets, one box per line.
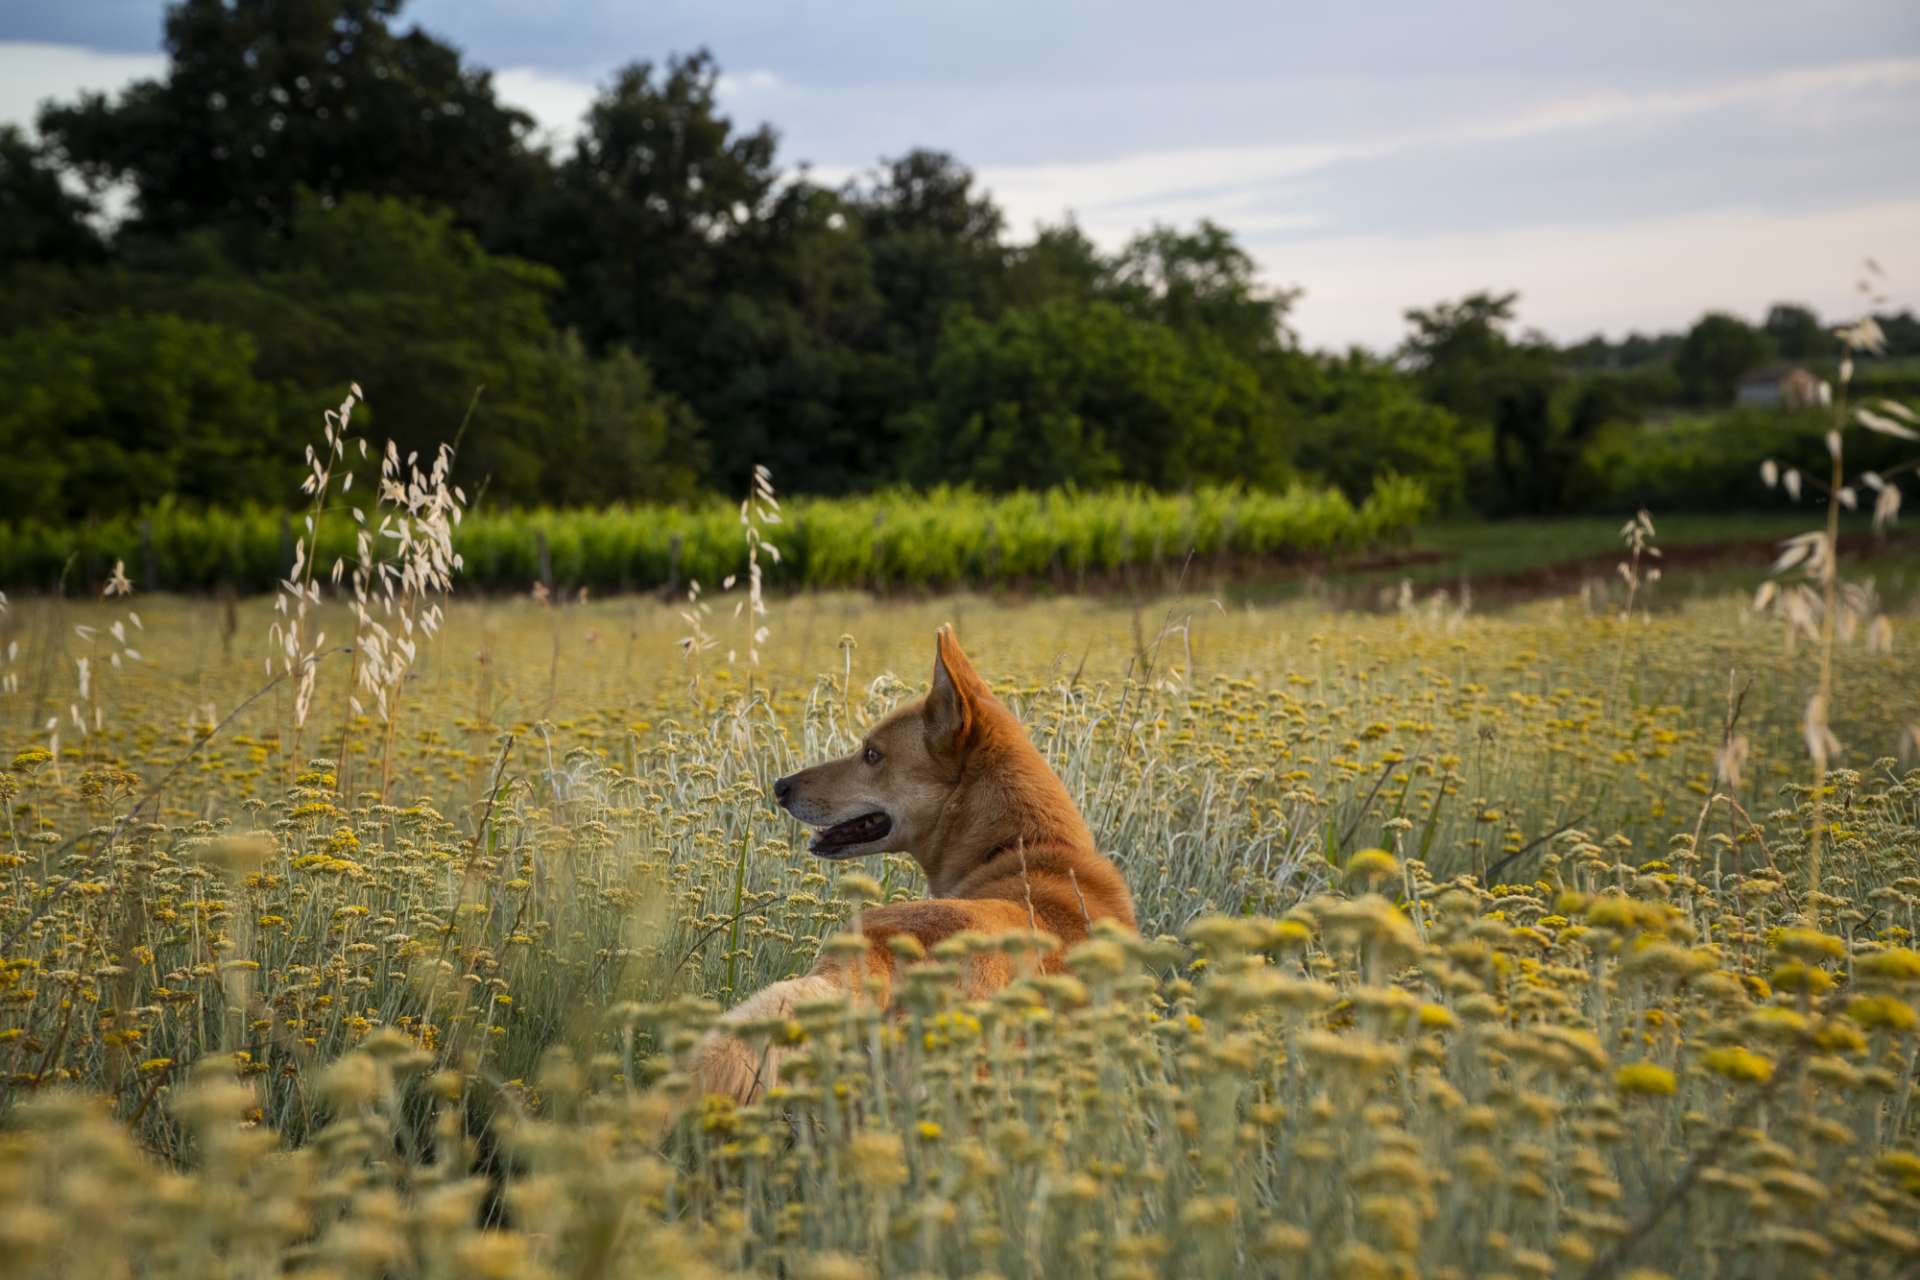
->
[772, 625, 989, 861]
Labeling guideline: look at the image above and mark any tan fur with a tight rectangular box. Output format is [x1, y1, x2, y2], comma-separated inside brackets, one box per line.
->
[689, 625, 1134, 1103]
[686, 973, 841, 1100]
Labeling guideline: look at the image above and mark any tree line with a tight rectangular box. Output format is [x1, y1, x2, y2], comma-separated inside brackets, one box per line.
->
[3, 0, 1916, 525]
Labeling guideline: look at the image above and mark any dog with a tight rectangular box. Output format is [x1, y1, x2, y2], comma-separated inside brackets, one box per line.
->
[688, 625, 1135, 1103]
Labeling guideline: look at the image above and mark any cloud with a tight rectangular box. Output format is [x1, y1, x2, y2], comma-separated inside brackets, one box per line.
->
[971, 144, 1343, 241]
[716, 68, 781, 97]
[491, 66, 599, 149]
[1462, 56, 1920, 145]
[490, 63, 784, 151]
[1281, 198, 1920, 351]
[960, 57, 1920, 246]
[0, 41, 163, 132]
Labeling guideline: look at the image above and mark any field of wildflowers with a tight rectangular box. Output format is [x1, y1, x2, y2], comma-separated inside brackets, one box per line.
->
[0, 573, 1917, 1278]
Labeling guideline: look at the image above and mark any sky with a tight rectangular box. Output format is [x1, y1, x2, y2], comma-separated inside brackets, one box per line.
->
[3, 1, 1917, 351]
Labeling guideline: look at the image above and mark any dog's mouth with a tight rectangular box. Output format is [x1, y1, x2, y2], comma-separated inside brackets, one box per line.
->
[809, 811, 892, 858]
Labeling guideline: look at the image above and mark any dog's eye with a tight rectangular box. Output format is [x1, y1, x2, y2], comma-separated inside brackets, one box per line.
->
[863, 746, 882, 767]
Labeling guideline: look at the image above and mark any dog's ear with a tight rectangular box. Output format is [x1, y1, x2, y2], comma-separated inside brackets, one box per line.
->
[925, 624, 983, 753]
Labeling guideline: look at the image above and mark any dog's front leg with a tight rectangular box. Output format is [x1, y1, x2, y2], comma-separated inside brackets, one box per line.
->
[688, 973, 848, 1104]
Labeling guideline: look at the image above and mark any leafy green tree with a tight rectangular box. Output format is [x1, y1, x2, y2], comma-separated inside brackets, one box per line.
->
[1559, 331, 1685, 372]
[1763, 303, 1832, 361]
[0, 127, 105, 268]
[664, 179, 893, 494]
[1401, 292, 1566, 513]
[1108, 221, 1322, 412]
[0, 195, 702, 509]
[1003, 221, 1110, 309]
[1615, 331, 1683, 367]
[845, 149, 1008, 359]
[1875, 310, 1920, 357]
[1674, 312, 1775, 404]
[1108, 221, 1297, 360]
[526, 51, 780, 350]
[509, 50, 890, 492]
[38, 0, 544, 240]
[1564, 366, 1678, 439]
[242, 195, 562, 479]
[1294, 353, 1486, 511]
[0, 313, 280, 520]
[914, 300, 1285, 491]
[572, 344, 707, 504]
[471, 335, 706, 507]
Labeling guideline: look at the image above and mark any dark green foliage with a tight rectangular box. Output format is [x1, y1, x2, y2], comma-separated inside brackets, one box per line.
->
[1401, 292, 1572, 515]
[0, 312, 281, 521]
[0, 195, 703, 516]
[913, 301, 1287, 491]
[7, 0, 1912, 543]
[516, 51, 781, 354]
[1763, 302, 1834, 361]
[39, 0, 543, 240]
[1563, 365, 1682, 438]
[1293, 354, 1487, 512]
[0, 127, 106, 268]
[1675, 312, 1777, 404]
[1107, 221, 1297, 365]
[847, 148, 1008, 365]
[1569, 409, 1917, 513]
[1875, 311, 1920, 357]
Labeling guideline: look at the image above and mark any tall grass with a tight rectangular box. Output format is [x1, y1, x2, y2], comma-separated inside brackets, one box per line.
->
[0, 590, 1916, 1277]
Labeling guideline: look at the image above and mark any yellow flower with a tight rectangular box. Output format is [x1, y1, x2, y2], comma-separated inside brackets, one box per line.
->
[1845, 994, 1917, 1031]
[1767, 927, 1846, 961]
[1613, 1063, 1677, 1096]
[845, 1133, 907, 1190]
[1262, 919, 1314, 951]
[1768, 962, 1835, 995]
[1812, 1019, 1867, 1053]
[1877, 1150, 1920, 1193]
[1700, 1046, 1773, 1083]
[1741, 1007, 1809, 1043]
[1343, 848, 1400, 885]
[1854, 948, 1920, 984]
[9, 747, 53, 771]
[1256, 1224, 1311, 1258]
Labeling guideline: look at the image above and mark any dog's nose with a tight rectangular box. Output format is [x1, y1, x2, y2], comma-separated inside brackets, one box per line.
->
[772, 774, 793, 805]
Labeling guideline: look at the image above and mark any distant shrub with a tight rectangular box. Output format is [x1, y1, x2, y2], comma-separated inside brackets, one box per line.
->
[1569, 405, 1917, 512]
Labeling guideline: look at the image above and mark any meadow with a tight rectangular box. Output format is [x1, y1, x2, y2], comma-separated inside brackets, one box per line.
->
[0, 571, 1917, 1279]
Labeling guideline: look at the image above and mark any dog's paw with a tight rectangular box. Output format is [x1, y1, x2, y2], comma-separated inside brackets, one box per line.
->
[685, 974, 842, 1105]
[689, 1029, 779, 1105]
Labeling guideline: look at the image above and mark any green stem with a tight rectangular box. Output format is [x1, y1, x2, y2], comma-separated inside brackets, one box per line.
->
[724, 808, 754, 1001]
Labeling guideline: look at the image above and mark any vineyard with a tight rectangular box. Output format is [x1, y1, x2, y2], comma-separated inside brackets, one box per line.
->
[0, 478, 1427, 597]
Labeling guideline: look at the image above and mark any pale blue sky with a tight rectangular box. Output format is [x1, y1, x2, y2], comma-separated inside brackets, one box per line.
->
[4, 1, 1917, 349]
